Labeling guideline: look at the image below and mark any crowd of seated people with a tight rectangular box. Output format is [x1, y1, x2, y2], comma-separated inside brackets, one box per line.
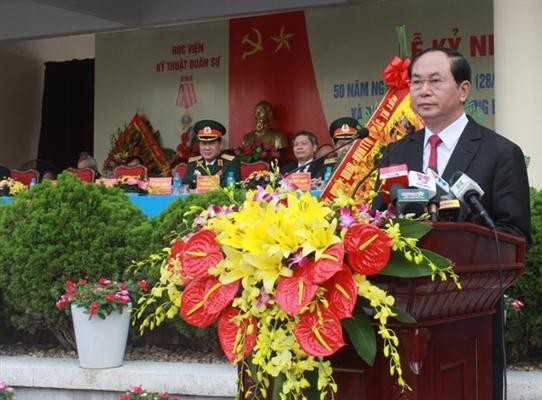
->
[2, 115, 358, 191]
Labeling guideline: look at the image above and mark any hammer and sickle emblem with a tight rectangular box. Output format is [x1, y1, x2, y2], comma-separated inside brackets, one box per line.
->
[241, 28, 263, 59]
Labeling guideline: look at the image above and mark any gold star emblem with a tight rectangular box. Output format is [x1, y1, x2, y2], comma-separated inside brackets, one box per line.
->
[271, 26, 295, 52]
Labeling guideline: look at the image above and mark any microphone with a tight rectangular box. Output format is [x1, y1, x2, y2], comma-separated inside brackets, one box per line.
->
[283, 128, 369, 177]
[378, 164, 409, 203]
[351, 126, 416, 199]
[408, 170, 437, 221]
[390, 185, 429, 218]
[426, 168, 451, 197]
[450, 172, 495, 229]
[438, 198, 461, 222]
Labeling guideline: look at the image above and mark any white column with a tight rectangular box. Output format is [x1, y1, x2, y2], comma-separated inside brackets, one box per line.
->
[494, 0, 542, 188]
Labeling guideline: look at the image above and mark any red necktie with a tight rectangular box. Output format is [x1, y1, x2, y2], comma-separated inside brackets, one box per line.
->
[428, 135, 442, 172]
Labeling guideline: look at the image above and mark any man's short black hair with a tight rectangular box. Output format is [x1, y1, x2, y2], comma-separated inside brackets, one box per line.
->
[292, 130, 318, 146]
[408, 47, 471, 85]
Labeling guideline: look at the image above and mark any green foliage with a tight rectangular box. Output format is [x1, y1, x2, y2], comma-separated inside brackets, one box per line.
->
[506, 187, 542, 361]
[0, 173, 149, 345]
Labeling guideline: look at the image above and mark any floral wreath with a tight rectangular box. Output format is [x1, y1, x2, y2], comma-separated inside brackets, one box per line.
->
[134, 180, 459, 399]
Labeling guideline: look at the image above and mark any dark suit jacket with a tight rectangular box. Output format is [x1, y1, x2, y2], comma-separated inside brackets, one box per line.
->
[374, 118, 531, 244]
[0, 165, 10, 180]
[280, 159, 324, 179]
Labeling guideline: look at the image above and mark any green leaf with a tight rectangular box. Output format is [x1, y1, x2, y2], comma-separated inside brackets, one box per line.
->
[422, 248, 453, 269]
[391, 306, 416, 324]
[305, 369, 320, 400]
[379, 251, 432, 277]
[272, 372, 285, 400]
[392, 218, 431, 239]
[342, 308, 376, 366]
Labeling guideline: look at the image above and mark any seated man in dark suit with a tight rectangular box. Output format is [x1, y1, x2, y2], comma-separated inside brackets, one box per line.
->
[183, 119, 240, 189]
[373, 47, 531, 400]
[0, 165, 10, 180]
[280, 130, 324, 180]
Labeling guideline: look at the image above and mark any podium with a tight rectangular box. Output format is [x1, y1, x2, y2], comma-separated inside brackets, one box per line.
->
[330, 222, 526, 400]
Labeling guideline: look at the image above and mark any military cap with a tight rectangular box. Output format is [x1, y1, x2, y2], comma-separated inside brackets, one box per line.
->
[329, 117, 359, 141]
[194, 119, 226, 142]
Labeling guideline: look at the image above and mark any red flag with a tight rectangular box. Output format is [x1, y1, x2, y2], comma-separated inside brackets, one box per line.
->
[229, 12, 328, 147]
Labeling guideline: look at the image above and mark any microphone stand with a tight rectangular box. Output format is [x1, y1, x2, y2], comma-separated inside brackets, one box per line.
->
[283, 128, 369, 177]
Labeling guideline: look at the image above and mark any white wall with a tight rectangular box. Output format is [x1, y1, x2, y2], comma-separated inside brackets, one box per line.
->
[0, 35, 94, 169]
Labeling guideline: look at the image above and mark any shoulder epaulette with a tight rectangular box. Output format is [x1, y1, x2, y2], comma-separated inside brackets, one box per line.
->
[221, 153, 235, 161]
[324, 158, 337, 165]
[188, 155, 202, 162]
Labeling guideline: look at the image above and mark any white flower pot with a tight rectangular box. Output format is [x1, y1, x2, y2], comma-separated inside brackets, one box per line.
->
[71, 303, 131, 368]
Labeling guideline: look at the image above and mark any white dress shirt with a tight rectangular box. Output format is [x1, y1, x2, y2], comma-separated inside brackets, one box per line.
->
[423, 113, 468, 174]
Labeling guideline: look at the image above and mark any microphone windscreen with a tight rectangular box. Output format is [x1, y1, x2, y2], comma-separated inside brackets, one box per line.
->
[356, 127, 369, 139]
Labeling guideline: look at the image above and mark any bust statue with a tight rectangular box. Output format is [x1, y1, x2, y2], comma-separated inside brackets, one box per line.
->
[242, 101, 288, 150]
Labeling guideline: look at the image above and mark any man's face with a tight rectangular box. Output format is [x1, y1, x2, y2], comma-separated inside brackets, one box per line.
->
[409, 51, 471, 132]
[334, 139, 352, 157]
[293, 135, 317, 163]
[77, 159, 95, 170]
[199, 140, 221, 161]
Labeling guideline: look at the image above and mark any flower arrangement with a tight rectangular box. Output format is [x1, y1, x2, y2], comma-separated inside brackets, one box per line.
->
[0, 380, 15, 400]
[0, 178, 27, 196]
[56, 278, 149, 319]
[118, 385, 181, 400]
[133, 181, 459, 399]
[233, 140, 280, 163]
[114, 175, 150, 194]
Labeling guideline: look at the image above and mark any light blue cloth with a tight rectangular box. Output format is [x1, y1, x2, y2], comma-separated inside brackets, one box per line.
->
[1, 191, 322, 218]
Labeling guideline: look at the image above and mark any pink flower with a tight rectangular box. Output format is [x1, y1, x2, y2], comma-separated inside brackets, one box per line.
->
[99, 278, 112, 285]
[138, 180, 148, 190]
[89, 302, 100, 316]
[105, 294, 116, 302]
[126, 177, 138, 185]
[128, 385, 144, 394]
[511, 299, 524, 311]
[338, 208, 356, 229]
[138, 280, 149, 292]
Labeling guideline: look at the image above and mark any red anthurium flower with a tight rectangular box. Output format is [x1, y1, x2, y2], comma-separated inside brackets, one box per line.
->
[218, 306, 258, 362]
[344, 223, 391, 275]
[180, 275, 239, 327]
[276, 268, 318, 317]
[181, 230, 223, 280]
[167, 238, 186, 271]
[323, 268, 357, 319]
[293, 306, 345, 357]
[302, 243, 344, 284]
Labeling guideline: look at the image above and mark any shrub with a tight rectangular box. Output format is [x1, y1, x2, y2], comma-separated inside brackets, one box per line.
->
[506, 187, 542, 361]
[0, 173, 149, 349]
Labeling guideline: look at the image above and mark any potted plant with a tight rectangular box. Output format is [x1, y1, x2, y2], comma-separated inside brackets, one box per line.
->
[118, 385, 181, 400]
[56, 278, 148, 368]
[0, 380, 15, 400]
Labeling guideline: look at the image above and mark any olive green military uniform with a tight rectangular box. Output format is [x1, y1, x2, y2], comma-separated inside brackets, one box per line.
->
[182, 153, 241, 189]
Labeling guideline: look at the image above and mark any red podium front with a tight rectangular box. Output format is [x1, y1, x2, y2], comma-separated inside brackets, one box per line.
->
[330, 222, 526, 400]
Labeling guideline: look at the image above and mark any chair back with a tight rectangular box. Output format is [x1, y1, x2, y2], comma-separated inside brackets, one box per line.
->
[173, 163, 188, 179]
[67, 168, 96, 183]
[240, 161, 269, 180]
[114, 165, 148, 179]
[11, 169, 39, 186]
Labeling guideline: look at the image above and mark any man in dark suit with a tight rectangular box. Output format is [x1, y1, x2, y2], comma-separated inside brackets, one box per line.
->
[375, 47, 531, 400]
[280, 130, 324, 180]
[183, 119, 240, 189]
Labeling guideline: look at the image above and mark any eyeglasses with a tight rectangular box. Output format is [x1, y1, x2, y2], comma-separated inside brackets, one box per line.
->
[409, 77, 451, 90]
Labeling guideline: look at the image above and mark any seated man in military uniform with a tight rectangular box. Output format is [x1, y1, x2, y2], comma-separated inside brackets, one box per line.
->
[183, 119, 240, 189]
[324, 117, 360, 171]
